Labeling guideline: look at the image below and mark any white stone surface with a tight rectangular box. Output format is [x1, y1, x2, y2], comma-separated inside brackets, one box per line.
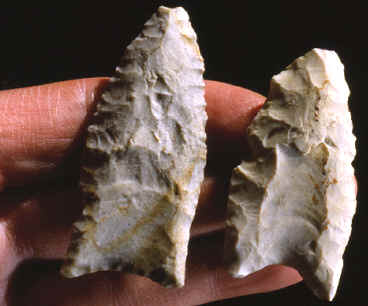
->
[61, 6, 206, 287]
[225, 49, 356, 301]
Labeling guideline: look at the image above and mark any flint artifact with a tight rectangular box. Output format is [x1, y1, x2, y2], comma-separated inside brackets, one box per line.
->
[225, 48, 356, 301]
[61, 6, 207, 287]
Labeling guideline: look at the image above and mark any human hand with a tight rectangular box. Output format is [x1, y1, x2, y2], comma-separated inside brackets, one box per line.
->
[0, 78, 302, 306]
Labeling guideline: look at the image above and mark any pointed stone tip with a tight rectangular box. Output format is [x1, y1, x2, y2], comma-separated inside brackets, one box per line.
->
[272, 47, 349, 100]
[310, 48, 339, 63]
[158, 6, 189, 20]
[310, 280, 337, 302]
[307, 48, 343, 70]
[158, 5, 171, 14]
[309, 48, 350, 98]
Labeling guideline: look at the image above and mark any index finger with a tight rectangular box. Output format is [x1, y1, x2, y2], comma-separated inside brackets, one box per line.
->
[0, 78, 265, 189]
[0, 78, 109, 189]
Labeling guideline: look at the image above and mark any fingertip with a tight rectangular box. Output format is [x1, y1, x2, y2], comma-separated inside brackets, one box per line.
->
[205, 80, 266, 151]
[203, 265, 302, 303]
[253, 265, 303, 293]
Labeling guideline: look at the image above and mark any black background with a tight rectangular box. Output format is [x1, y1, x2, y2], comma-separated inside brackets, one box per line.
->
[1, 1, 366, 305]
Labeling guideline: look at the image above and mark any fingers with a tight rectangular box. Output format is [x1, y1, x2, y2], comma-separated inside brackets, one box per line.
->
[184, 232, 302, 304]
[0, 188, 83, 304]
[191, 176, 229, 237]
[0, 79, 265, 189]
[12, 232, 301, 306]
[1, 188, 301, 305]
[0, 78, 109, 190]
[204, 81, 265, 176]
[0, 188, 83, 277]
[0, 79, 268, 304]
[205, 80, 265, 152]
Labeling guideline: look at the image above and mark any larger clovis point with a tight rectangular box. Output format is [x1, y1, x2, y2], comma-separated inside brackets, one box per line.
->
[225, 49, 356, 301]
[61, 6, 207, 287]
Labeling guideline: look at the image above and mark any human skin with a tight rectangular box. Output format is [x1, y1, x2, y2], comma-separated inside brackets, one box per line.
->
[0, 78, 302, 306]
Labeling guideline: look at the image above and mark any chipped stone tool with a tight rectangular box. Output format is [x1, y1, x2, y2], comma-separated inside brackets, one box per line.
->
[225, 49, 356, 301]
[61, 6, 207, 287]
